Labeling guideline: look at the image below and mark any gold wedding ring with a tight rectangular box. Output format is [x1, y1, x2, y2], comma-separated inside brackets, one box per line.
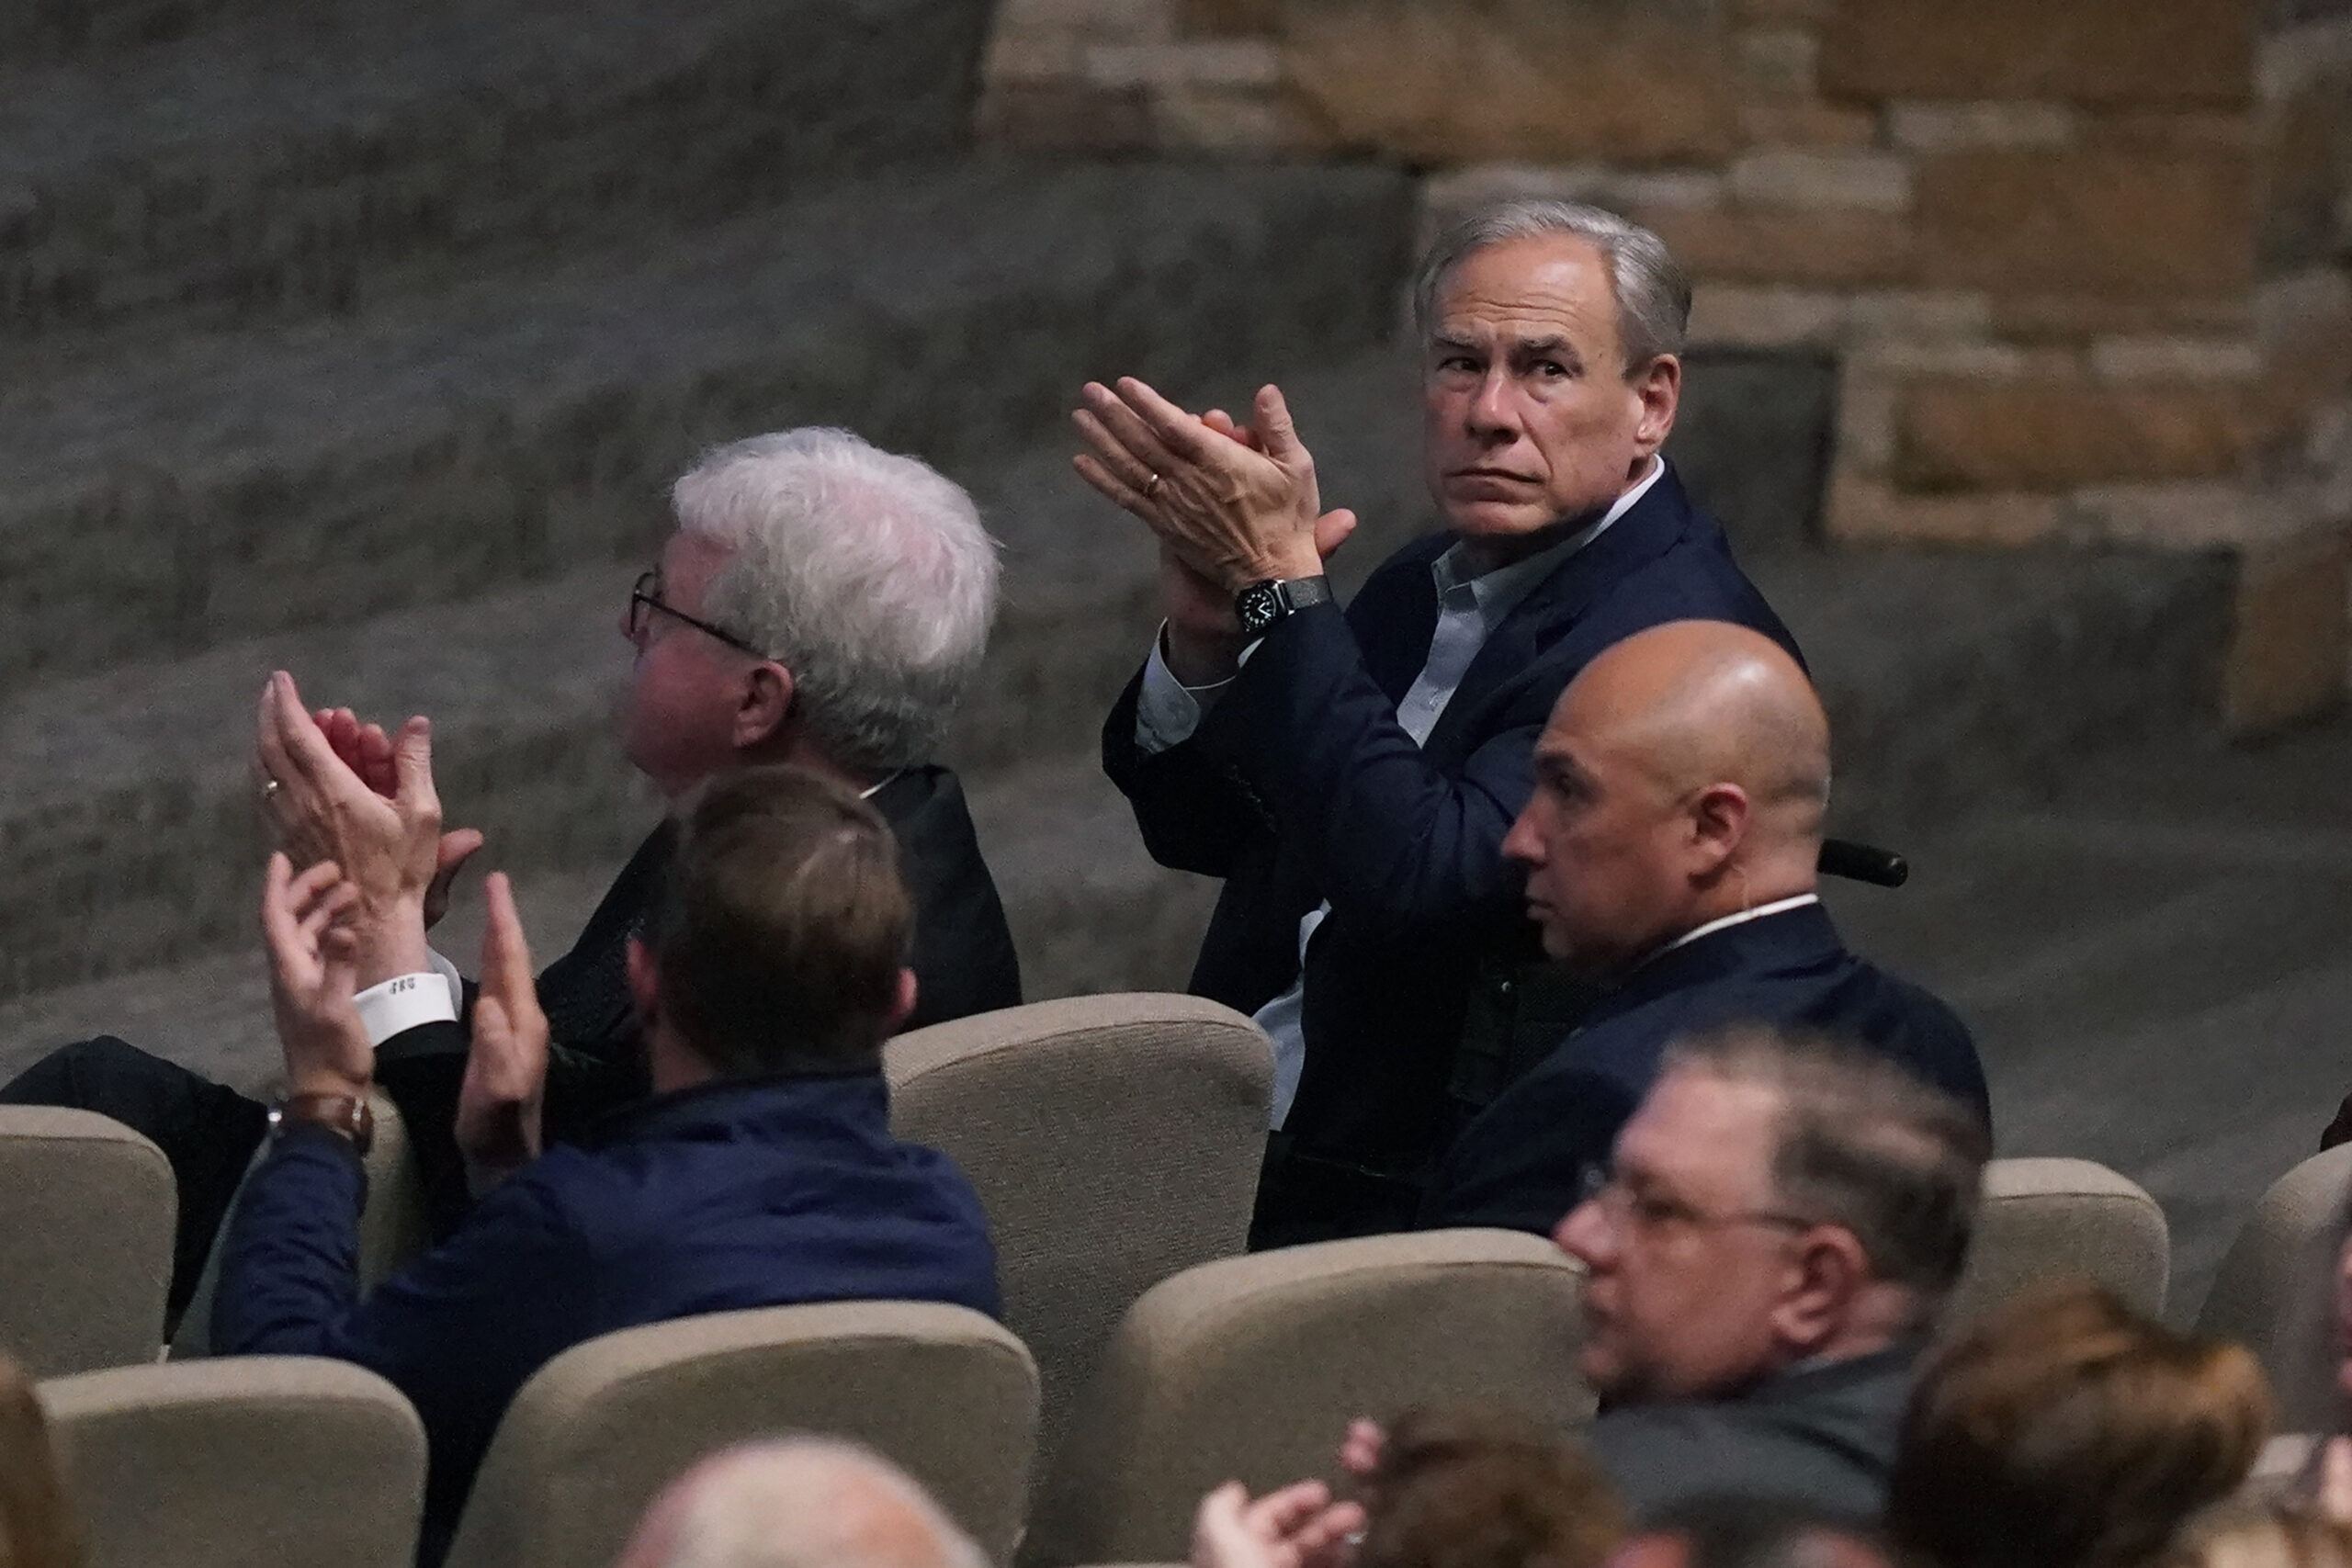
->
[261, 777, 282, 800]
[1145, 472, 1162, 498]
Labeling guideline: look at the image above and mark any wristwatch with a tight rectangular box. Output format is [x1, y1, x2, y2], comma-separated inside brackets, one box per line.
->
[1234, 574, 1333, 638]
[268, 1091, 375, 1156]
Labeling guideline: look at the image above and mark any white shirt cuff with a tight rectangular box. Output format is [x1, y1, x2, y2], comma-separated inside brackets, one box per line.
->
[1134, 626, 1239, 756]
[355, 970, 460, 1049]
[426, 947, 464, 1009]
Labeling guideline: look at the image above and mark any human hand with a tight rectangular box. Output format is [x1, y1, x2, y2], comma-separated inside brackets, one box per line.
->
[455, 873, 548, 1193]
[314, 707, 484, 928]
[1338, 1418, 1385, 1480]
[256, 671, 440, 986]
[260, 852, 373, 1101]
[1202, 407, 1362, 563]
[1074, 379, 1328, 593]
[1191, 1481, 1366, 1568]
[2316, 1436, 2352, 1524]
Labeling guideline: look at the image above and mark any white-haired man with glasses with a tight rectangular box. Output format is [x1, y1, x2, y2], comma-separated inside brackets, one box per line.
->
[2, 427, 1021, 1295]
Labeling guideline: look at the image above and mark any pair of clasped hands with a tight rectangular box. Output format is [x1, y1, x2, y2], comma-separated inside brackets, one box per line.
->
[250, 670, 544, 1190]
[1070, 378, 1357, 684]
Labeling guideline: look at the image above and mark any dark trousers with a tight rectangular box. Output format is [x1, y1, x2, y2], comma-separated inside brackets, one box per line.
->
[1247, 1132, 1428, 1251]
[0, 1038, 269, 1319]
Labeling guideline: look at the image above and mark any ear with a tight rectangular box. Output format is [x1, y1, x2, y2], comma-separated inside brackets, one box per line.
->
[1684, 780, 1751, 877]
[732, 661, 796, 751]
[1770, 1225, 1872, 1356]
[1630, 355, 1680, 457]
[626, 936, 660, 1026]
[883, 967, 918, 1036]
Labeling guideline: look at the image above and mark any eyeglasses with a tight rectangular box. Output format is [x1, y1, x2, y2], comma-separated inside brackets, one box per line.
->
[627, 570, 770, 660]
[1576, 1163, 1818, 1236]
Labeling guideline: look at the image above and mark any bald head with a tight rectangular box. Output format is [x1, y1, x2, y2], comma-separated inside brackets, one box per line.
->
[613, 1440, 987, 1568]
[1503, 621, 1830, 973]
[1564, 621, 1829, 837]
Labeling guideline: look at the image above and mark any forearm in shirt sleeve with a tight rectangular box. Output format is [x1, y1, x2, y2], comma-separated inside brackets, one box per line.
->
[1103, 649, 1265, 879]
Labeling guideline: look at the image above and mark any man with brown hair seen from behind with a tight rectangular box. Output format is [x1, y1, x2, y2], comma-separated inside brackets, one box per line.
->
[211, 766, 1000, 1568]
[1424, 619, 1986, 1234]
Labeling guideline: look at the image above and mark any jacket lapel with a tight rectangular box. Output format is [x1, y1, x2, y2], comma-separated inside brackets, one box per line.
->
[1421, 467, 1699, 763]
[1347, 534, 1447, 706]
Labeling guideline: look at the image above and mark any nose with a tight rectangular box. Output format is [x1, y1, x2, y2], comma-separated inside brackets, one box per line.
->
[1467, 367, 1521, 439]
[1555, 1197, 1611, 1269]
[1501, 803, 1544, 868]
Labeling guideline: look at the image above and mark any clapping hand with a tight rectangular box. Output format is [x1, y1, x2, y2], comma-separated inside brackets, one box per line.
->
[254, 671, 442, 986]
[310, 705, 485, 930]
[259, 853, 372, 1101]
[1075, 380, 1358, 684]
[454, 872, 548, 1195]
[1190, 1481, 1366, 1568]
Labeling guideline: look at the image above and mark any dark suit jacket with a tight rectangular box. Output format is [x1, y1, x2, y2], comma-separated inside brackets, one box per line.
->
[1424, 902, 1990, 1234]
[1102, 467, 1799, 1216]
[379, 763, 1021, 1235]
[214, 1073, 999, 1567]
[1590, 1344, 1920, 1525]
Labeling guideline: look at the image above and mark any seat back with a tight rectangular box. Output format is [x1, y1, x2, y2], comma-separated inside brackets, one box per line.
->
[885, 994, 1272, 1462]
[357, 1089, 433, 1290]
[2197, 1144, 2352, 1432]
[442, 1301, 1039, 1568]
[1020, 1228, 1590, 1568]
[41, 1356, 426, 1568]
[1944, 1157, 2170, 1331]
[0, 1107, 175, 1376]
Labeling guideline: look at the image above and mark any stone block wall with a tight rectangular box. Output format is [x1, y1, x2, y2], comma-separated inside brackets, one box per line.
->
[978, 0, 2352, 731]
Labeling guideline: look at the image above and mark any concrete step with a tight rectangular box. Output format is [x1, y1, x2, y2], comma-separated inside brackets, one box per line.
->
[1822, 714, 2352, 1316]
[0, 379, 2228, 1012]
[0, 0, 994, 338]
[0, 160, 1417, 694]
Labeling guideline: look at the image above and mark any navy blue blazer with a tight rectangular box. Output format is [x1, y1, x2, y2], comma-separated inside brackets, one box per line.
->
[1103, 465, 1799, 1192]
[214, 1073, 999, 1568]
[1423, 902, 1990, 1234]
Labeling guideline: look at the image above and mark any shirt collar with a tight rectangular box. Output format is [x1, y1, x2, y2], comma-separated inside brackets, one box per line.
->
[1657, 893, 1822, 957]
[1431, 456, 1669, 621]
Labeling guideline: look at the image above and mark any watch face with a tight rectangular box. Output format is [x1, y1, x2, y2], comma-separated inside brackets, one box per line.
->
[1237, 581, 1282, 635]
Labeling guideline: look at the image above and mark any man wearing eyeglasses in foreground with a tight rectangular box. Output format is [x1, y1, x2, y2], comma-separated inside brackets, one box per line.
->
[1336, 1026, 1988, 1526]
[2, 427, 1022, 1287]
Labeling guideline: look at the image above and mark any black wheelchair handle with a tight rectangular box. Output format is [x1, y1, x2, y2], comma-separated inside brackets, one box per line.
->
[1819, 839, 1908, 888]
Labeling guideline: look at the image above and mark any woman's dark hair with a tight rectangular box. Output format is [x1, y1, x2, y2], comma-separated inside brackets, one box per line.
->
[1358, 1404, 1624, 1568]
[1887, 1282, 2271, 1568]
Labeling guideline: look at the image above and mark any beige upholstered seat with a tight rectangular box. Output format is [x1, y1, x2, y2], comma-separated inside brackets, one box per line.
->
[0, 1107, 175, 1377]
[41, 1356, 426, 1568]
[357, 1088, 433, 1290]
[1019, 1228, 1590, 1568]
[885, 994, 1272, 1463]
[442, 1301, 1039, 1568]
[1943, 1156, 2170, 1330]
[170, 1088, 426, 1359]
[2197, 1143, 2352, 1431]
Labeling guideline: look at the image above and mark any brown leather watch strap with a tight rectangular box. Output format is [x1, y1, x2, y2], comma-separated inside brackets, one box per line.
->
[274, 1092, 376, 1156]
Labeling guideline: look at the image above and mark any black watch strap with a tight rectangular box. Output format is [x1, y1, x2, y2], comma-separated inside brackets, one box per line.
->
[1236, 574, 1333, 637]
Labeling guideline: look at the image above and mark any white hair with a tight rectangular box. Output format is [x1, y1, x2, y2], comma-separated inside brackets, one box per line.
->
[1411, 198, 1692, 370]
[649, 1439, 989, 1568]
[673, 429, 1001, 773]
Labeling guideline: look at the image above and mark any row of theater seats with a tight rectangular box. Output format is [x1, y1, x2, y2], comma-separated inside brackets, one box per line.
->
[0, 994, 2344, 1565]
